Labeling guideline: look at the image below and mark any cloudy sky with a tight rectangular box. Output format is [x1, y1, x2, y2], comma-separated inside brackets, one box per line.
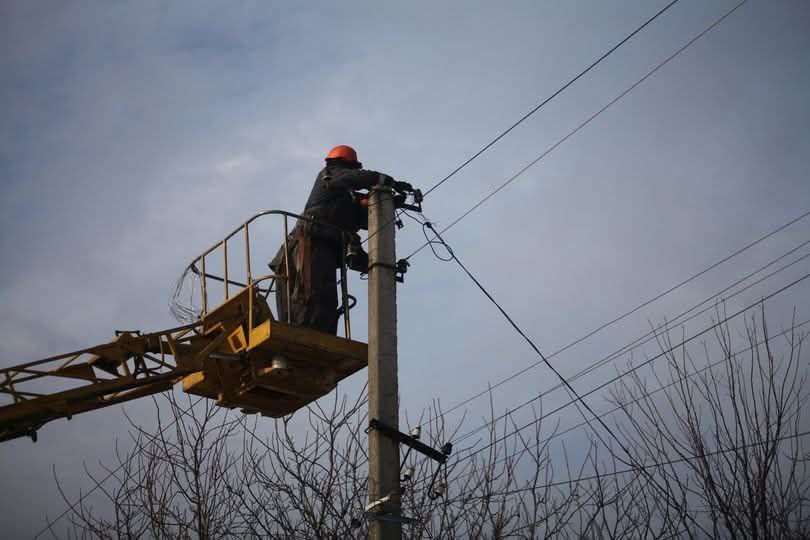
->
[2, 0, 809, 536]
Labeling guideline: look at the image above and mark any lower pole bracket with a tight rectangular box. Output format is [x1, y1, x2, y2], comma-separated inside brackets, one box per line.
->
[368, 418, 449, 463]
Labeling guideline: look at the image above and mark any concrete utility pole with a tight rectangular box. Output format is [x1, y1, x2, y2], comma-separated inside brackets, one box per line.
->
[367, 184, 401, 540]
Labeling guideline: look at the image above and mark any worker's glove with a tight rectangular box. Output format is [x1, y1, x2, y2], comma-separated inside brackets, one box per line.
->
[393, 180, 413, 193]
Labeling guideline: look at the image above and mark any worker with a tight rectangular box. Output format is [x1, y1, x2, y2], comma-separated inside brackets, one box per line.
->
[270, 145, 412, 334]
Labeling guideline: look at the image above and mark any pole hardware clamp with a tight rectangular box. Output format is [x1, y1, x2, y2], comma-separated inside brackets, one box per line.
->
[393, 189, 423, 213]
[366, 259, 410, 283]
[395, 259, 409, 283]
[363, 492, 418, 525]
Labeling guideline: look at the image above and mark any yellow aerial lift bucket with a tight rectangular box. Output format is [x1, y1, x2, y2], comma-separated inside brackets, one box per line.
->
[181, 285, 367, 417]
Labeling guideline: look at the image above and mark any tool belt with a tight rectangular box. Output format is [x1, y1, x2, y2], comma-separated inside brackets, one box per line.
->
[270, 218, 344, 303]
[294, 221, 314, 301]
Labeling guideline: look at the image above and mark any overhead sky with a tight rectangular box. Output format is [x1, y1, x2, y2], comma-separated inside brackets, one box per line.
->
[2, 0, 809, 536]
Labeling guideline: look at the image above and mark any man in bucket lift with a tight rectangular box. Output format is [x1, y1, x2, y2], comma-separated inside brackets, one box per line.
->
[270, 145, 412, 335]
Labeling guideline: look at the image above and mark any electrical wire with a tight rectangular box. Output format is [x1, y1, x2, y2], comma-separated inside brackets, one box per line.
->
[404, 0, 750, 262]
[443, 429, 810, 538]
[284, 207, 808, 510]
[315, 235, 810, 493]
[381, 0, 760, 440]
[399, 214, 809, 492]
[409, 207, 808, 431]
[360, 0, 684, 247]
[411, 218, 667, 504]
[424, 0, 681, 196]
[408, 246, 810, 496]
[447, 270, 810, 467]
[449, 241, 810, 445]
[406, 212, 808, 534]
[382, 0, 767, 451]
[443, 429, 810, 506]
[416, 317, 810, 490]
[170, 264, 202, 324]
[449, 425, 810, 537]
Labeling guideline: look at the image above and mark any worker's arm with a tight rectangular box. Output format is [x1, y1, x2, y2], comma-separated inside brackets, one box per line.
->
[327, 169, 394, 191]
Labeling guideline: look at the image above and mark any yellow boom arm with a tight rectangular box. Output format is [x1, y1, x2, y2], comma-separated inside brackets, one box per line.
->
[0, 287, 367, 443]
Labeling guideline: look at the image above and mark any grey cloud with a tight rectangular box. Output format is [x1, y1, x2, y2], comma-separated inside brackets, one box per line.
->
[2, 0, 810, 535]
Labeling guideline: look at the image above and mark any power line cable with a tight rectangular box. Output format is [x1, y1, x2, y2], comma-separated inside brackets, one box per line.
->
[445, 429, 810, 538]
[423, 0, 681, 197]
[408, 214, 806, 534]
[449, 241, 810, 445]
[400, 0, 761, 432]
[443, 429, 810, 506]
[411, 219, 715, 530]
[320, 236, 810, 493]
[450, 427, 810, 535]
[418, 317, 810, 491]
[404, 0, 751, 262]
[317, 231, 810, 495]
[409, 206, 807, 432]
[274, 243, 810, 508]
[447, 270, 810, 467]
[360, 0, 684, 247]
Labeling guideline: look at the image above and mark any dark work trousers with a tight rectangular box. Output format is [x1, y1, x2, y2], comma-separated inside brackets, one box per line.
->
[273, 234, 341, 335]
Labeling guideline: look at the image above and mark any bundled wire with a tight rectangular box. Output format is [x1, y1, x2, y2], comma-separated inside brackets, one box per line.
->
[169, 264, 203, 323]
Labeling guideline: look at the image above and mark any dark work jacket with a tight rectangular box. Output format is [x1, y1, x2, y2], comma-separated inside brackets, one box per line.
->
[270, 162, 391, 274]
[302, 162, 392, 235]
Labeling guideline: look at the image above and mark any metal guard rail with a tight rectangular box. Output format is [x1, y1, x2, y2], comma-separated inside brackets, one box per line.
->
[185, 210, 355, 339]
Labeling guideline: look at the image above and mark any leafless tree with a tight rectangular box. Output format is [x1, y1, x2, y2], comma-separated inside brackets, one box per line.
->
[52, 306, 808, 538]
[609, 305, 810, 539]
[52, 389, 601, 538]
[51, 395, 245, 539]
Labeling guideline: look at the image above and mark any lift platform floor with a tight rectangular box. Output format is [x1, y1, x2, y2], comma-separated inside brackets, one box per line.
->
[182, 289, 367, 417]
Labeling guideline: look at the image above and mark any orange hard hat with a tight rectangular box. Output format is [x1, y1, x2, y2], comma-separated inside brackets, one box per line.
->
[326, 145, 358, 163]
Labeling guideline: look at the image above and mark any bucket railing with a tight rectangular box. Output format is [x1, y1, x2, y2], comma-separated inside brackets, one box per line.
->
[187, 210, 353, 340]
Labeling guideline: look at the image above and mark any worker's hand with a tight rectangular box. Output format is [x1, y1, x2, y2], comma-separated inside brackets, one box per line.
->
[393, 180, 413, 193]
